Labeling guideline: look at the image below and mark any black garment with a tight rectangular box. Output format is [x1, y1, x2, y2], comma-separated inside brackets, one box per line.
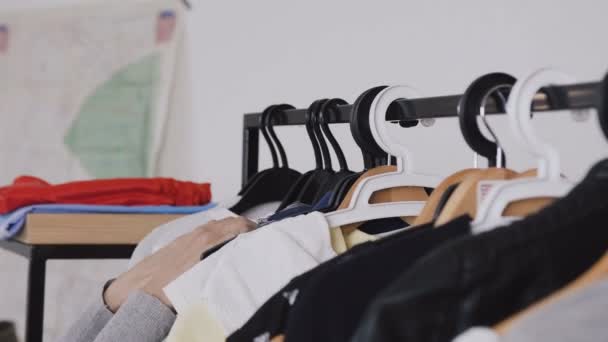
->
[351, 159, 608, 342]
[227, 223, 431, 342]
[357, 217, 410, 235]
[284, 216, 471, 342]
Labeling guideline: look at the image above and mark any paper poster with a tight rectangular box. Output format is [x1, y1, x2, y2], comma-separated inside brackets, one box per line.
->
[0, 0, 185, 182]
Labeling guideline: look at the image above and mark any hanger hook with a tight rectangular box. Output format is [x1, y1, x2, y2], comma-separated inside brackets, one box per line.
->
[507, 68, 575, 180]
[459, 73, 516, 168]
[369, 85, 422, 173]
[310, 99, 333, 171]
[480, 86, 512, 168]
[260, 105, 279, 168]
[305, 100, 324, 170]
[351, 86, 391, 168]
[266, 104, 295, 168]
[319, 98, 349, 172]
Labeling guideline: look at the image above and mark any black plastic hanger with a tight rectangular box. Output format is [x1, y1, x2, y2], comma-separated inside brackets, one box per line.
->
[237, 105, 280, 196]
[289, 99, 336, 205]
[230, 105, 301, 214]
[458, 72, 516, 167]
[325, 86, 392, 211]
[319, 99, 350, 172]
[311, 98, 356, 202]
[351, 86, 392, 168]
[276, 99, 326, 211]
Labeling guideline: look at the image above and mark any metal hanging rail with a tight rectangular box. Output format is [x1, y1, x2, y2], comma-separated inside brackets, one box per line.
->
[241, 81, 601, 184]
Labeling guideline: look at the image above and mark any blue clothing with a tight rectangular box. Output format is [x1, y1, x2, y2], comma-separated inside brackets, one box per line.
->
[1, 203, 216, 240]
[311, 191, 334, 211]
[266, 203, 312, 222]
[258, 192, 335, 227]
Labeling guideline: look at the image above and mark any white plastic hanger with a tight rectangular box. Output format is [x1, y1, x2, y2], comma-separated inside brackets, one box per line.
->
[325, 85, 442, 227]
[472, 68, 576, 233]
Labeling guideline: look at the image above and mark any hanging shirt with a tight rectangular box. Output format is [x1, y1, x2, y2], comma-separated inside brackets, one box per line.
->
[129, 202, 280, 268]
[225, 222, 434, 342]
[453, 277, 608, 342]
[351, 159, 608, 342]
[163, 212, 338, 334]
[283, 216, 471, 342]
[0, 176, 212, 214]
[163, 212, 383, 341]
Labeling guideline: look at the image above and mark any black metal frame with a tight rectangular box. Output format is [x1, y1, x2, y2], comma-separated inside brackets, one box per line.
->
[0, 240, 135, 342]
[242, 81, 601, 185]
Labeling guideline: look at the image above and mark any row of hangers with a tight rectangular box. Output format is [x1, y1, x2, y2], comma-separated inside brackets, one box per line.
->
[229, 67, 608, 334]
[232, 68, 604, 237]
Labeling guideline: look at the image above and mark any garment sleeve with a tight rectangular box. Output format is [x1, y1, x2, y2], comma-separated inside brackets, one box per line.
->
[56, 298, 113, 342]
[92, 291, 176, 342]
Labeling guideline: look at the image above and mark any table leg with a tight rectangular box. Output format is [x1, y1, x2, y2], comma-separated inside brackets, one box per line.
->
[25, 250, 46, 342]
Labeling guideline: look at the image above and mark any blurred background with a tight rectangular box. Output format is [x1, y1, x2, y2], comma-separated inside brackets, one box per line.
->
[1, 0, 608, 340]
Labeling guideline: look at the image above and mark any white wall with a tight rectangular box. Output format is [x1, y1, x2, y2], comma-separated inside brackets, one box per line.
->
[159, 0, 608, 201]
[2, 0, 608, 340]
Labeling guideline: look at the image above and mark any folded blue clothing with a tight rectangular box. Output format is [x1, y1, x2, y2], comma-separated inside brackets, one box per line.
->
[0, 203, 217, 240]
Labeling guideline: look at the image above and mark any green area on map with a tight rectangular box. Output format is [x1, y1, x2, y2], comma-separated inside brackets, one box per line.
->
[64, 53, 160, 178]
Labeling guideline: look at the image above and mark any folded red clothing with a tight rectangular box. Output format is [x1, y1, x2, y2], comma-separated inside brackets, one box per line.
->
[0, 176, 212, 214]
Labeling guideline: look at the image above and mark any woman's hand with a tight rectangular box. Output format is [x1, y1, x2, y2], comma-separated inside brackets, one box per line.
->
[103, 216, 255, 311]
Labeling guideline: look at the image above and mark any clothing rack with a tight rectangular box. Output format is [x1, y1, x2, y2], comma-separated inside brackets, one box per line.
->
[241, 81, 600, 185]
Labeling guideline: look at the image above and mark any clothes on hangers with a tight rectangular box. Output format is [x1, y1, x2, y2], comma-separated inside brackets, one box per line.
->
[165, 212, 404, 341]
[227, 216, 468, 342]
[0, 176, 212, 214]
[166, 216, 413, 342]
[283, 216, 471, 342]
[351, 159, 608, 342]
[163, 211, 370, 334]
[453, 277, 608, 342]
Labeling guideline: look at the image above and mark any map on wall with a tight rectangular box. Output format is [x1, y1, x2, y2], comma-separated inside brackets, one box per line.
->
[0, 0, 185, 184]
[64, 54, 160, 178]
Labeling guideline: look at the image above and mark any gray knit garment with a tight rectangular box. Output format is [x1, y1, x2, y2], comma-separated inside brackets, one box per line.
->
[57, 290, 175, 342]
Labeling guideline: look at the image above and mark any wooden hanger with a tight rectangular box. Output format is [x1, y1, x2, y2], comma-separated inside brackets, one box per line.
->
[472, 69, 576, 233]
[435, 169, 555, 227]
[495, 250, 608, 335]
[413, 168, 481, 226]
[434, 168, 516, 226]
